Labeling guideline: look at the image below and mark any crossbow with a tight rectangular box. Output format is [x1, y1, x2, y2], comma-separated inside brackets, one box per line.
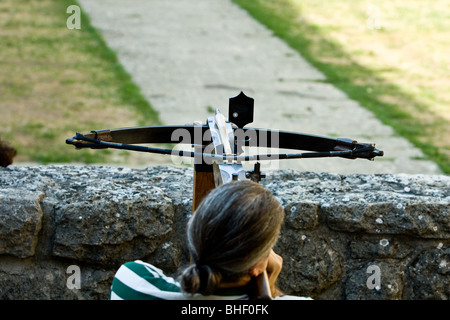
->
[67, 91, 383, 181]
[66, 91, 383, 299]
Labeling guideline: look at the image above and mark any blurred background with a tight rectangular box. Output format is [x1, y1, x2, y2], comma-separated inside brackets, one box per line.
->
[1, 0, 448, 174]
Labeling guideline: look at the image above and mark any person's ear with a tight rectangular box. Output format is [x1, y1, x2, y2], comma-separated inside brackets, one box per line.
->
[248, 257, 269, 278]
[249, 267, 260, 278]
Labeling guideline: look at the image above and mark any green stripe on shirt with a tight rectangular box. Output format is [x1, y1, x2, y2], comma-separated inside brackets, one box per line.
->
[123, 261, 181, 293]
[111, 277, 164, 300]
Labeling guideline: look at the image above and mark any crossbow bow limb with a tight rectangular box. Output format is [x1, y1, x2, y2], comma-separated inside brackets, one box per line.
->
[66, 91, 383, 299]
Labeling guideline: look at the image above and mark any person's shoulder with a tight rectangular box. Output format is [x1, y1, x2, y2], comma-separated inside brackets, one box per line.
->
[111, 260, 182, 300]
[122, 260, 153, 269]
[122, 260, 160, 273]
[119, 260, 177, 283]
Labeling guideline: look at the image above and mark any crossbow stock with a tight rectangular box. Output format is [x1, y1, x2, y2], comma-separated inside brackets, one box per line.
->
[66, 91, 383, 299]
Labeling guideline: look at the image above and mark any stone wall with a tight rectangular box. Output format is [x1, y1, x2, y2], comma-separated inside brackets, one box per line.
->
[0, 165, 448, 300]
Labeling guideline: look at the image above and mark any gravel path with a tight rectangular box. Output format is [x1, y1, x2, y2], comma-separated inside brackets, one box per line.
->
[77, 0, 441, 174]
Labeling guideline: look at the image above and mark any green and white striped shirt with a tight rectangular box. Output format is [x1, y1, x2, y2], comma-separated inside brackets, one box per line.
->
[110, 260, 311, 300]
[110, 260, 248, 300]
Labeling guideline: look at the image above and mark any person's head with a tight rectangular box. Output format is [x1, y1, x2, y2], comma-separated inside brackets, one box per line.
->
[180, 180, 284, 295]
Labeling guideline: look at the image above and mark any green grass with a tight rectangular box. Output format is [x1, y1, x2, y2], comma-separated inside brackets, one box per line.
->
[233, 0, 449, 173]
[77, 4, 160, 127]
[0, 0, 160, 165]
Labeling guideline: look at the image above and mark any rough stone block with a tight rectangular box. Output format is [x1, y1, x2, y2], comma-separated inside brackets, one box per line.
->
[0, 191, 44, 258]
[52, 184, 174, 265]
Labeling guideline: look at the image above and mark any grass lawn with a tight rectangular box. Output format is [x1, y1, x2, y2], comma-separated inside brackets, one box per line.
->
[0, 0, 160, 164]
[233, 0, 450, 173]
[2, 0, 448, 172]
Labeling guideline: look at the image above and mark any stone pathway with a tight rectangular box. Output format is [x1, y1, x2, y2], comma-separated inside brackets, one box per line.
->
[77, 0, 441, 174]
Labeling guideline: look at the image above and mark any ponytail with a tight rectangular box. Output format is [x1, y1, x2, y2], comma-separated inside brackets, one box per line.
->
[180, 262, 222, 295]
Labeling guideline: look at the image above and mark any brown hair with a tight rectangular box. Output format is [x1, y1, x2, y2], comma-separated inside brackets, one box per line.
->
[180, 180, 284, 295]
[0, 138, 17, 168]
